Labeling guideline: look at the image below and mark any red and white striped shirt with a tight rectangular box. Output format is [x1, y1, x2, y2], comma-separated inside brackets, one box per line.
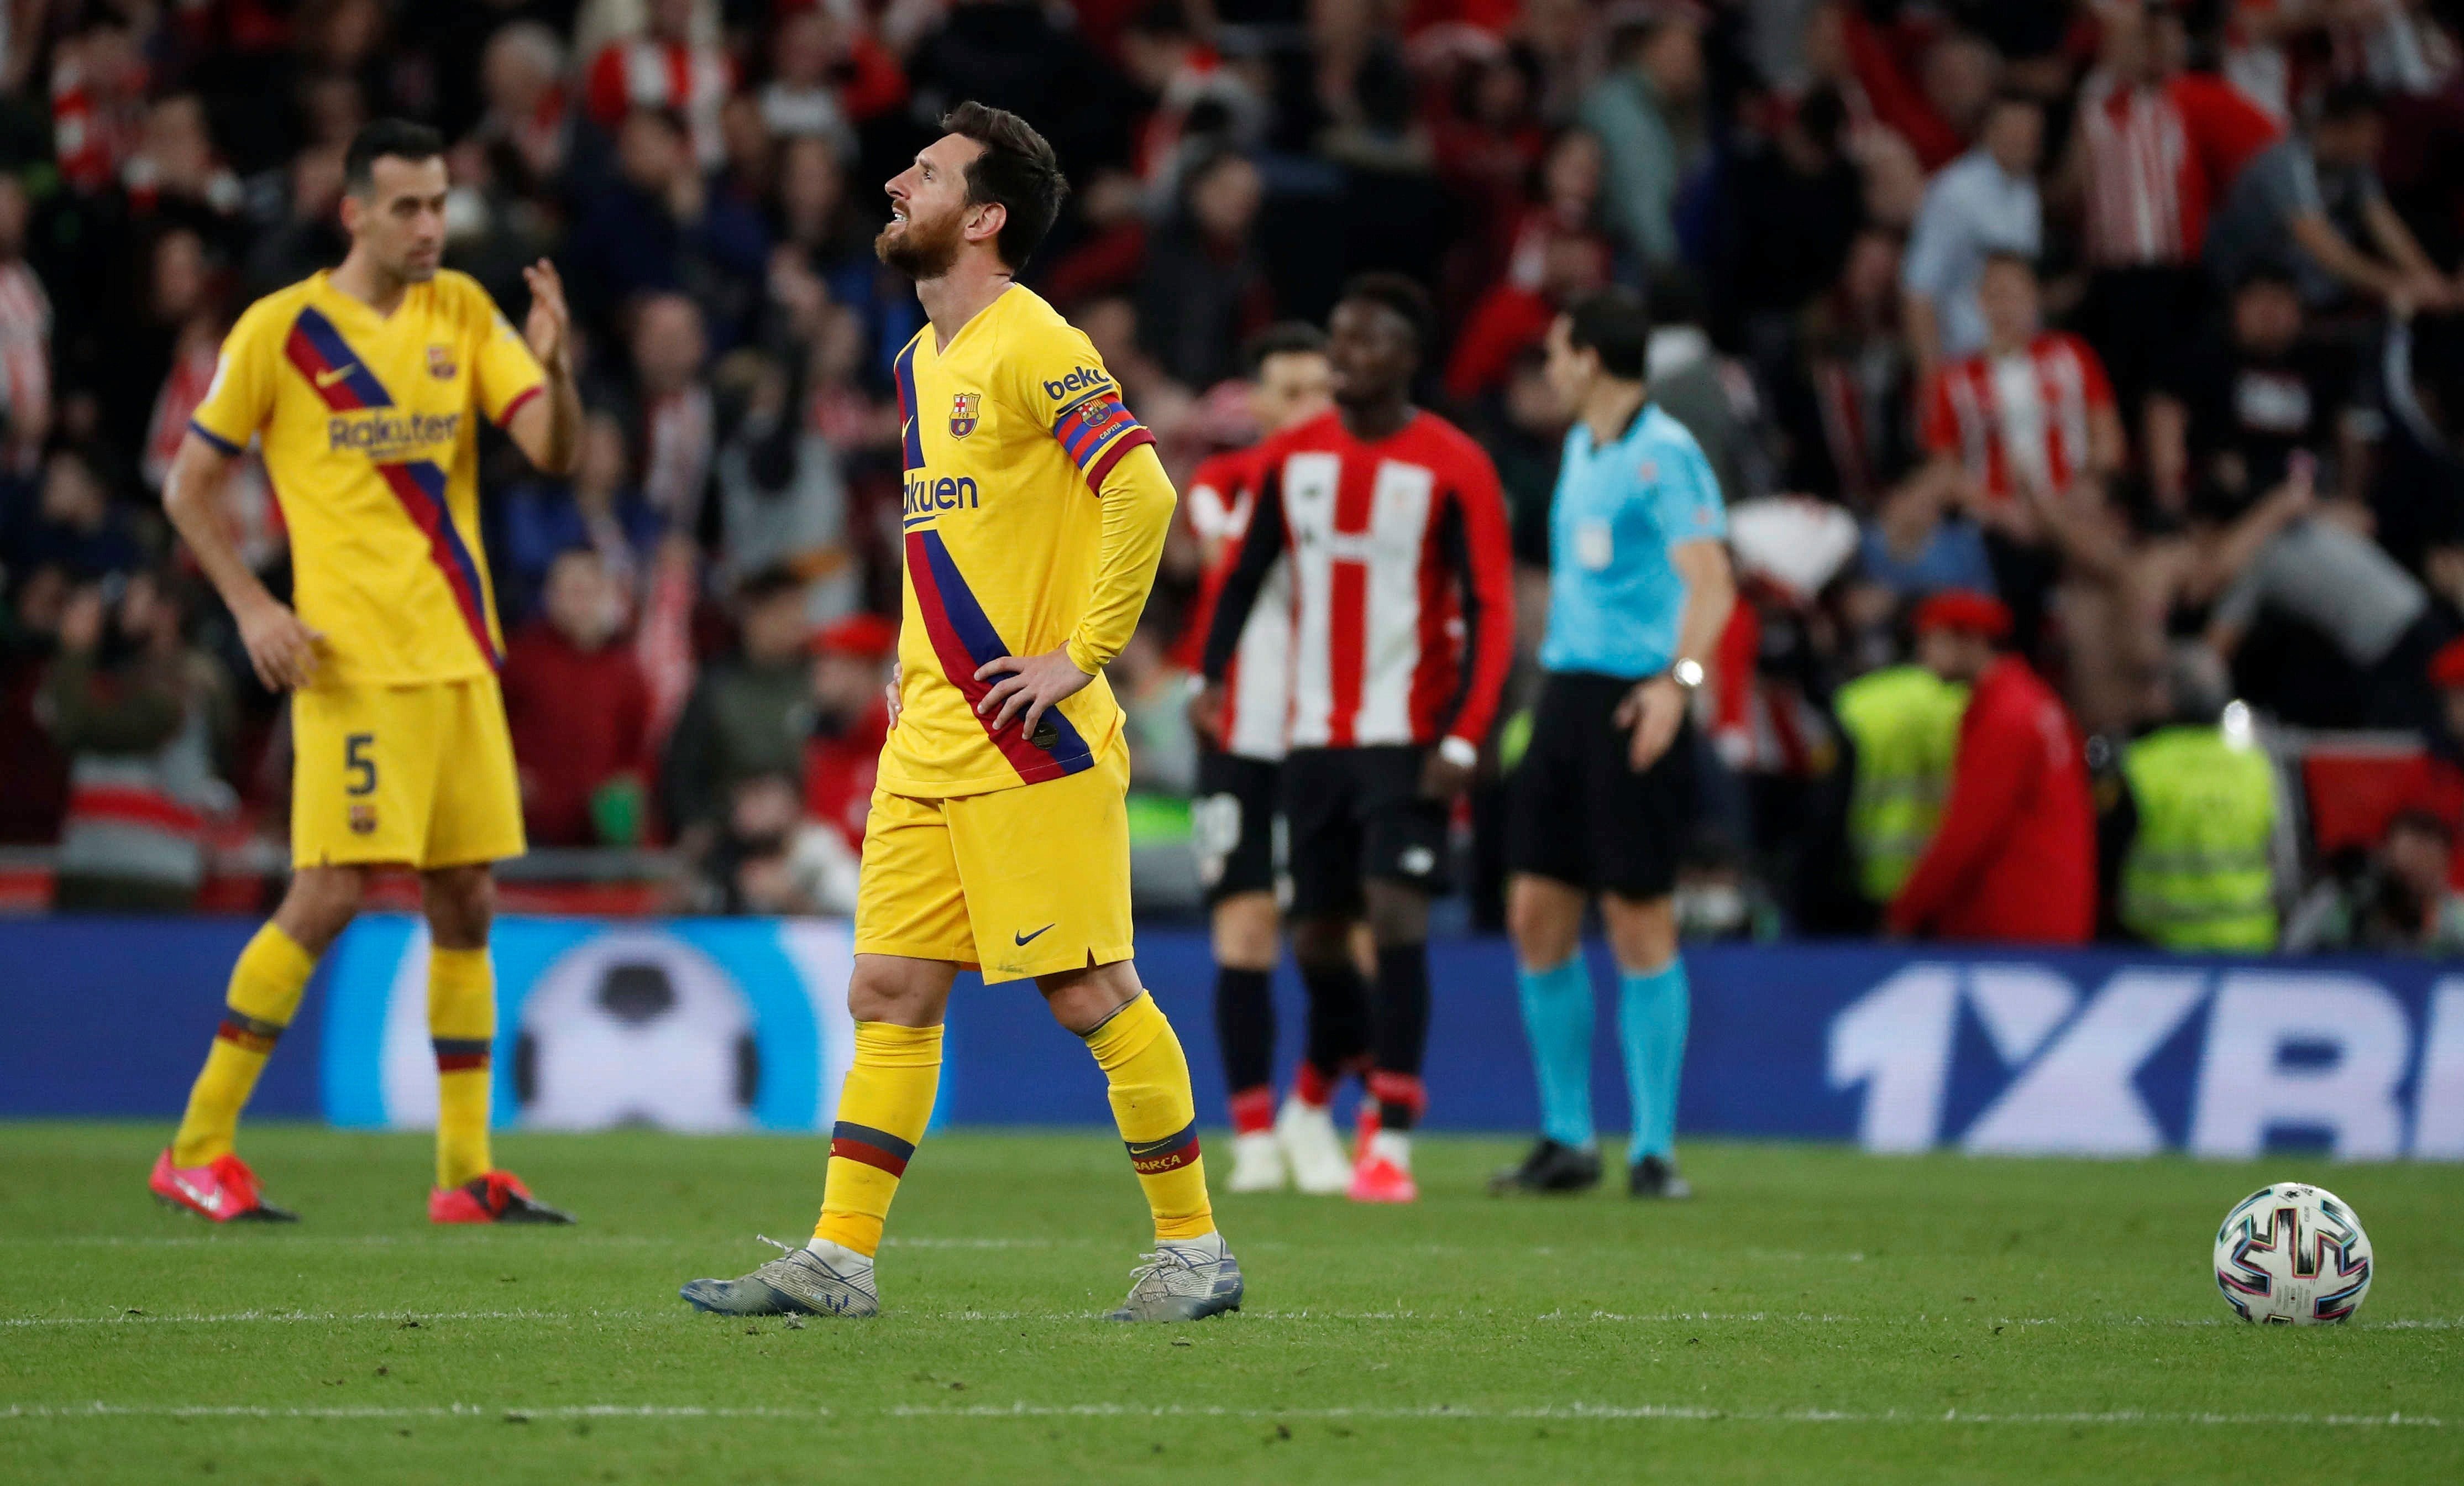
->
[2079, 69, 2279, 268]
[1921, 333, 2115, 501]
[1175, 447, 1292, 761]
[585, 37, 736, 168]
[1201, 409, 1514, 753]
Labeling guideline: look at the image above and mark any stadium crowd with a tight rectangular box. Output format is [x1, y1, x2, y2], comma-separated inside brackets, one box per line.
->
[3, 0, 2464, 951]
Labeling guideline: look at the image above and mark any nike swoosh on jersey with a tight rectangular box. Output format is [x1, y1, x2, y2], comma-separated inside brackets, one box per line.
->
[314, 363, 358, 388]
[1014, 924, 1054, 946]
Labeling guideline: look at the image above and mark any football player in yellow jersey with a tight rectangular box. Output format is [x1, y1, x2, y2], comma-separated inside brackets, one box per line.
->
[146, 120, 582, 1226]
[680, 103, 1240, 1322]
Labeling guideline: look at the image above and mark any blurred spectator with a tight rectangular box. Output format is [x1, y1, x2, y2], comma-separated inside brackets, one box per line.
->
[759, 8, 906, 159]
[1579, 7, 1705, 272]
[2205, 81, 2458, 312]
[1910, 253, 2125, 657]
[715, 260, 855, 607]
[502, 547, 657, 849]
[4, 448, 141, 580]
[2147, 269, 2444, 729]
[469, 22, 576, 195]
[1718, 85, 1864, 354]
[1136, 151, 1273, 391]
[1776, 227, 1919, 510]
[802, 611, 897, 855]
[622, 291, 717, 535]
[50, 13, 147, 196]
[242, 145, 350, 301]
[0, 174, 51, 475]
[1886, 590, 2095, 944]
[1113, 622, 1198, 796]
[506, 410, 667, 624]
[1444, 227, 1607, 408]
[2285, 807, 2464, 954]
[569, 108, 768, 346]
[662, 565, 815, 859]
[1901, 90, 2042, 376]
[2376, 308, 2464, 568]
[902, 0, 1132, 182]
[585, 0, 736, 170]
[40, 574, 234, 912]
[0, 562, 72, 842]
[703, 769, 859, 915]
[1118, 1, 1268, 201]
[2074, 2, 2282, 424]
[2103, 647, 2282, 953]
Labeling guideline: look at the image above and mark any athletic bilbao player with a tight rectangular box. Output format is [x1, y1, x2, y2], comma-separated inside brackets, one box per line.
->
[1195, 274, 1515, 1202]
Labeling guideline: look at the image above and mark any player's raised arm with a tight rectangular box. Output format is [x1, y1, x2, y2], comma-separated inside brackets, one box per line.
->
[501, 259, 583, 475]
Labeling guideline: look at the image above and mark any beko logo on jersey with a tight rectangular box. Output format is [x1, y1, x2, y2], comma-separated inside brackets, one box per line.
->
[327, 411, 461, 456]
[1042, 365, 1113, 401]
[903, 473, 981, 519]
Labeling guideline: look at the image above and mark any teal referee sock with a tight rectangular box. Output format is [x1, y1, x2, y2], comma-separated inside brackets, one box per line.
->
[1516, 955, 1595, 1149]
[1618, 959, 1690, 1161]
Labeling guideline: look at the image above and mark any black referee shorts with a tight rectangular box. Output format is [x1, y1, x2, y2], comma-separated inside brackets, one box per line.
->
[1192, 749, 1281, 906]
[1507, 671, 1695, 901]
[1280, 745, 1452, 917]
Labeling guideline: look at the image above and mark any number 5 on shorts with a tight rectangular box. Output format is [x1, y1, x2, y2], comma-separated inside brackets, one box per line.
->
[344, 732, 378, 797]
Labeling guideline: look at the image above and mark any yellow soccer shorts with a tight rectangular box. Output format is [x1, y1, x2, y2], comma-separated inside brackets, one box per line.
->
[291, 673, 526, 871]
[854, 740, 1134, 982]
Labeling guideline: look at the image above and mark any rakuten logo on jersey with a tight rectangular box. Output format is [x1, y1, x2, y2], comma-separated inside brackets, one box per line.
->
[1042, 365, 1113, 402]
[903, 473, 980, 521]
[1826, 962, 2464, 1160]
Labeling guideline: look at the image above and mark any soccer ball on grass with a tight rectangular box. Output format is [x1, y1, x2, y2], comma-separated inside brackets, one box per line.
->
[2212, 1181, 2372, 1325]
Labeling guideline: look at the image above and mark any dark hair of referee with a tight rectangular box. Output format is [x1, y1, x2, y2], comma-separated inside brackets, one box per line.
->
[1561, 287, 1652, 384]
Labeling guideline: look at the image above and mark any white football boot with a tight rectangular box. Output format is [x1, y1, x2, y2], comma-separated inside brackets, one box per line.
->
[680, 1235, 879, 1317]
[1105, 1231, 1245, 1322]
[1224, 1130, 1289, 1193]
[1276, 1094, 1352, 1196]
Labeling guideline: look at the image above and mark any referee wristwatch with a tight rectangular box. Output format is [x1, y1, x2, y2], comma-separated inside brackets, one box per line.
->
[1667, 658, 1706, 691]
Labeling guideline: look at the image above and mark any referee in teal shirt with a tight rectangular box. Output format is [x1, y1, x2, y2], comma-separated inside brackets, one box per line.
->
[1493, 287, 1736, 1199]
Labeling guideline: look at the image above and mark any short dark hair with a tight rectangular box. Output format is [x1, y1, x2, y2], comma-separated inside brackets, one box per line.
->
[1563, 287, 1650, 381]
[1242, 321, 1327, 377]
[940, 102, 1069, 270]
[1336, 271, 1434, 351]
[344, 118, 446, 195]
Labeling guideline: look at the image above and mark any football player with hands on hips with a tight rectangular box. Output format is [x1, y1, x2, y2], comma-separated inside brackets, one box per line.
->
[1492, 287, 1735, 1201]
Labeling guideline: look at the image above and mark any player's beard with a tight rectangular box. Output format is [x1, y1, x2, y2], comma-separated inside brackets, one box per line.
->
[875, 208, 964, 281]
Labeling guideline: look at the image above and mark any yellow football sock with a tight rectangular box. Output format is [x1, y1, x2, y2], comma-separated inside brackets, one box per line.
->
[1083, 993, 1214, 1243]
[171, 924, 316, 1166]
[428, 945, 496, 1190]
[813, 1021, 943, 1258]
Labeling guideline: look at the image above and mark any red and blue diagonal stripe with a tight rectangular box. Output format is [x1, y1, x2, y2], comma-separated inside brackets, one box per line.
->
[1051, 390, 1154, 489]
[283, 305, 499, 669]
[905, 527, 1096, 785]
[893, 338, 925, 472]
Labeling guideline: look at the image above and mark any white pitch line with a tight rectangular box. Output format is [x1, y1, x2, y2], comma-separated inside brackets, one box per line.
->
[0, 1401, 2439, 1429]
[8, 1305, 2460, 1331]
[4, 1233, 1073, 1251]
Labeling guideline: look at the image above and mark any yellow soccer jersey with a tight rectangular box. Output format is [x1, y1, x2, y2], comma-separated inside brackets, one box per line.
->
[189, 269, 545, 684]
[882, 286, 1158, 798]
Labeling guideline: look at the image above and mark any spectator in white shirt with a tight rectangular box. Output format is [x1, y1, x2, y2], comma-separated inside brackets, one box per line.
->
[1902, 91, 2043, 379]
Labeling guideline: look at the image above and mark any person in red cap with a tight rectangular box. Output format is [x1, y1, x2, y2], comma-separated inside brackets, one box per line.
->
[1887, 589, 2096, 943]
[802, 611, 899, 856]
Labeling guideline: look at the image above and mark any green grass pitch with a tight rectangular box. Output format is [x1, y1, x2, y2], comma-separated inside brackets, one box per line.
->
[3, 1123, 2458, 1484]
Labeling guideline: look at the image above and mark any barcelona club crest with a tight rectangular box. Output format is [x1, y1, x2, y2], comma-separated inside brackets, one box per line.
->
[348, 803, 378, 836]
[948, 391, 981, 438]
[427, 344, 457, 380]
